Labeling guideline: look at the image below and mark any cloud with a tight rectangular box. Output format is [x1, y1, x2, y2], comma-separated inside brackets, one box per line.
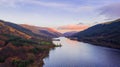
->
[0, 0, 71, 8]
[28, 1, 95, 12]
[0, 0, 16, 7]
[99, 3, 120, 19]
[0, 0, 95, 12]
[57, 24, 89, 33]
[64, 6, 95, 12]
[28, 0, 70, 8]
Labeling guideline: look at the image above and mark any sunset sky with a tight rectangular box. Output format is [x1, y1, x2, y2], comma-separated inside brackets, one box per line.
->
[0, 0, 120, 27]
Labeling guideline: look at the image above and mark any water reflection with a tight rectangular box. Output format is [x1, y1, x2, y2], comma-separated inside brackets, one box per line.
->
[43, 37, 120, 67]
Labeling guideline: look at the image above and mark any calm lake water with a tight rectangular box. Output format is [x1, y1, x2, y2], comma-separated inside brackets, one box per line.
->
[43, 37, 120, 67]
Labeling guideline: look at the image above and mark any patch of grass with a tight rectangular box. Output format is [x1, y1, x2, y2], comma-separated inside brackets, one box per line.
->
[40, 41, 51, 45]
[12, 59, 33, 67]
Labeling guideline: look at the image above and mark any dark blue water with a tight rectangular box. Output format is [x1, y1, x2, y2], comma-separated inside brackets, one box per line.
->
[43, 37, 120, 67]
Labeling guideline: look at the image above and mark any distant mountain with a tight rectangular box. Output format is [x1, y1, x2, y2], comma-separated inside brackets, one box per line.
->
[71, 19, 120, 49]
[20, 24, 62, 38]
[57, 24, 89, 33]
[63, 31, 78, 37]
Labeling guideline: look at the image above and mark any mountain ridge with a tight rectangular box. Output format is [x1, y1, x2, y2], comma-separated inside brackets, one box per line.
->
[70, 19, 120, 49]
[0, 20, 31, 39]
[20, 24, 62, 38]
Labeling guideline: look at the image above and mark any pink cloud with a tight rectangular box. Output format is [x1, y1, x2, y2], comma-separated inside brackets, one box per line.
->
[57, 24, 89, 33]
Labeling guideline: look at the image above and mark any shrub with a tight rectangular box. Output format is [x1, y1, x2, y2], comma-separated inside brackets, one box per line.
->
[0, 56, 7, 62]
[29, 47, 47, 54]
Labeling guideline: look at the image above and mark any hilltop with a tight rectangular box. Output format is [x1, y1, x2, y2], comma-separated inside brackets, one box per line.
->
[70, 19, 120, 49]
